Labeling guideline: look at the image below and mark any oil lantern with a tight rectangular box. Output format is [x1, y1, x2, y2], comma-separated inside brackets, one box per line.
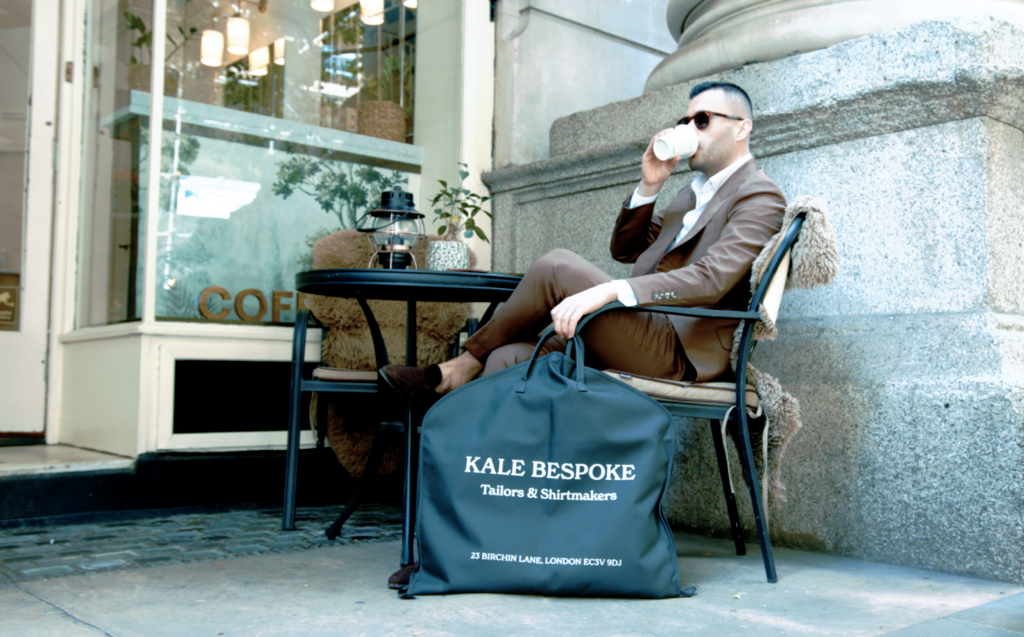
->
[359, 187, 426, 269]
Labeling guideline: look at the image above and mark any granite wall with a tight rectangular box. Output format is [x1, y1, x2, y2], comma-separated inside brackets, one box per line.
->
[483, 18, 1024, 583]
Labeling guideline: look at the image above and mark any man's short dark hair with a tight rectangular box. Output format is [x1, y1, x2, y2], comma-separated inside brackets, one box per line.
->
[689, 81, 753, 121]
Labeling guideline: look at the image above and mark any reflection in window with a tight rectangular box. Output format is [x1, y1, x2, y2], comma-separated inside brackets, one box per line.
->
[77, 0, 156, 326]
[222, 54, 285, 118]
[318, 1, 416, 142]
[0, 0, 31, 332]
[176, 176, 262, 219]
[160, 0, 417, 141]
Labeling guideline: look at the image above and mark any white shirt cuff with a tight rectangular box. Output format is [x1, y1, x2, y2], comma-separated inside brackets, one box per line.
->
[612, 280, 638, 307]
[628, 188, 659, 209]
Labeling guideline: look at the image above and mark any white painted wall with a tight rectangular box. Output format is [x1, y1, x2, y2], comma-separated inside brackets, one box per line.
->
[494, 0, 676, 167]
[413, 0, 461, 239]
[59, 335, 142, 456]
[457, 0, 495, 272]
[0, 2, 59, 434]
[414, 0, 495, 270]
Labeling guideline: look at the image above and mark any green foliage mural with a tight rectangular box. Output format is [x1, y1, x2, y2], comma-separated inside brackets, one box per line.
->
[272, 156, 408, 230]
[144, 131, 206, 319]
[272, 156, 408, 270]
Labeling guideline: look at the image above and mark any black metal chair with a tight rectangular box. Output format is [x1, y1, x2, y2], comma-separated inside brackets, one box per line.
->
[282, 299, 485, 540]
[576, 211, 806, 584]
[282, 296, 403, 538]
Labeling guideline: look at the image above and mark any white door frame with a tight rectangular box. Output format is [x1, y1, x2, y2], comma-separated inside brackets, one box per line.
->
[0, 0, 60, 436]
[45, 0, 89, 445]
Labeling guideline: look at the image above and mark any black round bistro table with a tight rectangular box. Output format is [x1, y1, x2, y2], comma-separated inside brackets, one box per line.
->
[284, 268, 522, 570]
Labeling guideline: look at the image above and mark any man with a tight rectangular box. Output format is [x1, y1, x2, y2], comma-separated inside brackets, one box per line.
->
[381, 80, 786, 588]
[382, 81, 786, 405]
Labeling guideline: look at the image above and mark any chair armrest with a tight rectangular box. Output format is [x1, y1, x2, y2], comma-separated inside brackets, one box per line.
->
[576, 302, 760, 335]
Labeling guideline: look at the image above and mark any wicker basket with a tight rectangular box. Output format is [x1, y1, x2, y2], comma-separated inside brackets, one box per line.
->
[128, 65, 180, 96]
[357, 100, 406, 143]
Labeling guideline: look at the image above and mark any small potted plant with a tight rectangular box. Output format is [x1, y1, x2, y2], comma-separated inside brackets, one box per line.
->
[425, 163, 492, 271]
[124, 11, 197, 95]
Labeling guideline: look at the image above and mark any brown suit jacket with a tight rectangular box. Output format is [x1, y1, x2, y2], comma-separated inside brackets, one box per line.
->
[610, 158, 786, 381]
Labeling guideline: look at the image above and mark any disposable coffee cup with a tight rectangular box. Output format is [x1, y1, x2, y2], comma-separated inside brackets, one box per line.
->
[653, 125, 699, 161]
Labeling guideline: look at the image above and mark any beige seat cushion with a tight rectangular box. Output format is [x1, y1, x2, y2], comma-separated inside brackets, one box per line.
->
[312, 367, 378, 382]
[603, 370, 758, 409]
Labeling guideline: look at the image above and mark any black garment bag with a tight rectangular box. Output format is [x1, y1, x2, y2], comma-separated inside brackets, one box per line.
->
[405, 330, 682, 598]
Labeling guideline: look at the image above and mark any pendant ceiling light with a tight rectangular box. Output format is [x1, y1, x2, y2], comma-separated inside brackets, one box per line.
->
[200, 30, 224, 66]
[249, 46, 270, 76]
[310, 0, 334, 11]
[274, 38, 286, 65]
[361, 0, 384, 25]
[226, 16, 250, 55]
[403, 0, 417, 8]
[274, 38, 285, 65]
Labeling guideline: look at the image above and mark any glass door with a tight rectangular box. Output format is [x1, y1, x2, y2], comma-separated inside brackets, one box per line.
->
[0, 0, 58, 436]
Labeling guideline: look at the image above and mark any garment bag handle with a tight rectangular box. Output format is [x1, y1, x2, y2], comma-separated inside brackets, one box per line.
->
[515, 328, 587, 394]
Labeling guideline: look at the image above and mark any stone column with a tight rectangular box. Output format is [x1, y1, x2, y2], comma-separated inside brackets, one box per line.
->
[494, 0, 676, 167]
[647, 0, 1024, 91]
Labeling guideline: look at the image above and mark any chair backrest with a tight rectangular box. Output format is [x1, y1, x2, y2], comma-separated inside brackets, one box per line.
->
[760, 252, 790, 325]
[747, 212, 806, 319]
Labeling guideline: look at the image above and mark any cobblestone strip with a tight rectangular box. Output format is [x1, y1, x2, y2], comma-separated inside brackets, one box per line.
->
[0, 505, 402, 582]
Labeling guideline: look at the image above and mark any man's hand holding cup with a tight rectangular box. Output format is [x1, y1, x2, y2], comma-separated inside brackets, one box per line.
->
[639, 125, 699, 197]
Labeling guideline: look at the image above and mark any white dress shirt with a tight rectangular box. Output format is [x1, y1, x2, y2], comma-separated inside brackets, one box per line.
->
[611, 154, 754, 306]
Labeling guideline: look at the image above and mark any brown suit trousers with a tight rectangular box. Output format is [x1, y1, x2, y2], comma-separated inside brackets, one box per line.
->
[464, 158, 786, 381]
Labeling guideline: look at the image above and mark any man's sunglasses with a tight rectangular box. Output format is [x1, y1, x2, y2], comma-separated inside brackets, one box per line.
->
[676, 111, 745, 130]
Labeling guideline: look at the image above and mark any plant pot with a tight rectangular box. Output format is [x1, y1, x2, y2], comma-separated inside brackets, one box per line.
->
[128, 65, 180, 96]
[357, 100, 406, 143]
[424, 240, 470, 271]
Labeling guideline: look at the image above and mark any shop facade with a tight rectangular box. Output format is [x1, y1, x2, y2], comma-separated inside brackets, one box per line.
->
[0, 0, 496, 455]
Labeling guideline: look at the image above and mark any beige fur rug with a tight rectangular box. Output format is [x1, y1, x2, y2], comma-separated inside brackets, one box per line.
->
[308, 230, 473, 477]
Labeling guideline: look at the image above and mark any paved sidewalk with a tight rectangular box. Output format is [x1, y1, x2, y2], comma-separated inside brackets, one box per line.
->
[1, 507, 1021, 637]
[0, 505, 401, 583]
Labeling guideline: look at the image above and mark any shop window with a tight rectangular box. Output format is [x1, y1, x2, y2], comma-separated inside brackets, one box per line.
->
[0, 4, 31, 331]
[77, 0, 419, 327]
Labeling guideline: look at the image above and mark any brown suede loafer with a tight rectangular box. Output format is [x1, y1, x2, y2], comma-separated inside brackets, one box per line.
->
[379, 364, 443, 405]
[388, 562, 418, 589]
